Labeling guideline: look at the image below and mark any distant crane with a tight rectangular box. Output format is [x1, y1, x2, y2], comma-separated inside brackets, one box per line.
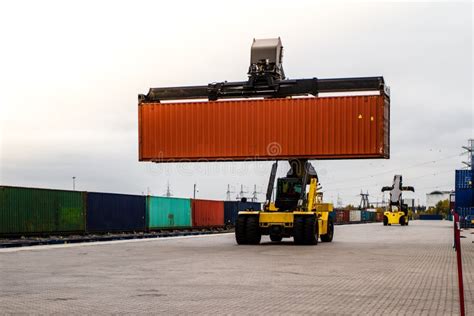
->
[336, 194, 343, 208]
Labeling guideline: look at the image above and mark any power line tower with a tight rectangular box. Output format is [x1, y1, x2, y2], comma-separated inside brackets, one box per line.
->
[359, 190, 370, 209]
[165, 181, 173, 197]
[461, 139, 473, 169]
[336, 194, 343, 208]
[236, 184, 248, 200]
[251, 184, 263, 202]
[226, 184, 236, 201]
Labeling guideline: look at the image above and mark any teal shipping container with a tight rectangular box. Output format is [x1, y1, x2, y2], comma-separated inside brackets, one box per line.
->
[0, 186, 85, 236]
[147, 196, 192, 229]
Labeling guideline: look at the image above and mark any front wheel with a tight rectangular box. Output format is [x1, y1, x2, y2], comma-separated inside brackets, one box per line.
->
[400, 216, 406, 226]
[235, 215, 248, 245]
[383, 216, 388, 226]
[320, 219, 334, 242]
[245, 216, 261, 245]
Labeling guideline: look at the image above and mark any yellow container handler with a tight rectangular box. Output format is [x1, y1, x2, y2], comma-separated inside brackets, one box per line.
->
[235, 160, 334, 245]
[382, 175, 414, 226]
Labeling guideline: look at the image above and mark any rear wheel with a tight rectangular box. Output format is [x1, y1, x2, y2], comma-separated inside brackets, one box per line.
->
[303, 215, 318, 245]
[270, 234, 282, 242]
[246, 216, 261, 245]
[383, 216, 388, 226]
[235, 215, 248, 245]
[320, 219, 334, 242]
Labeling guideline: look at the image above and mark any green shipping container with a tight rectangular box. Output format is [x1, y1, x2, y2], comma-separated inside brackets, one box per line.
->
[147, 196, 192, 229]
[0, 186, 86, 235]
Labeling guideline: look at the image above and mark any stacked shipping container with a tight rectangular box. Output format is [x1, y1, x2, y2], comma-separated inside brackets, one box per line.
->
[455, 170, 473, 228]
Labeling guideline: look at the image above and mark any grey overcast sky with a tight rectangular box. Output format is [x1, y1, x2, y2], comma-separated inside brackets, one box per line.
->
[0, 0, 472, 206]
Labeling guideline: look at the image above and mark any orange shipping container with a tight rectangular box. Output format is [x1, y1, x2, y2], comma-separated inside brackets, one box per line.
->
[192, 199, 224, 228]
[139, 95, 389, 162]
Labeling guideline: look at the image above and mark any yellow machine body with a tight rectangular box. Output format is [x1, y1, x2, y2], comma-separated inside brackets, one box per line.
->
[237, 176, 334, 244]
[383, 206, 409, 226]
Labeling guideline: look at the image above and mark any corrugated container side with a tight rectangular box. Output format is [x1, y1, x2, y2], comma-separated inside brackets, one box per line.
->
[335, 210, 345, 224]
[139, 95, 390, 162]
[419, 214, 443, 220]
[336, 210, 351, 223]
[455, 188, 473, 210]
[0, 186, 85, 236]
[223, 201, 261, 226]
[192, 199, 224, 227]
[147, 196, 192, 229]
[350, 210, 362, 222]
[361, 210, 371, 222]
[375, 212, 384, 222]
[86, 192, 146, 232]
[455, 170, 472, 189]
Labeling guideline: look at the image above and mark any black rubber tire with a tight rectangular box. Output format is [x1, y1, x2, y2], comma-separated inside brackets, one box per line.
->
[293, 216, 305, 245]
[245, 216, 261, 245]
[303, 215, 318, 245]
[320, 219, 334, 242]
[270, 234, 283, 242]
[235, 215, 247, 245]
[406, 219, 409, 226]
[383, 216, 388, 226]
[400, 216, 406, 226]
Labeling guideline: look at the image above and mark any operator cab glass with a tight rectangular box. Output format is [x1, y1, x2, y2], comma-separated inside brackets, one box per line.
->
[275, 178, 302, 211]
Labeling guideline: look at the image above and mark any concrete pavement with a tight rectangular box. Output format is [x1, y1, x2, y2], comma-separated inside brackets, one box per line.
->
[0, 221, 472, 315]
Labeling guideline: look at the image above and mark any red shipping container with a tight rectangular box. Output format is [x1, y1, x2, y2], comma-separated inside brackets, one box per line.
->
[335, 209, 351, 224]
[139, 95, 389, 162]
[335, 210, 345, 224]
[192, 199, 224, 228]
[376, 212, 384, 222]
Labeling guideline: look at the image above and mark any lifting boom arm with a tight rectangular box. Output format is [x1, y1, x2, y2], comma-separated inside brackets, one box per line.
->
[139, 37, 389, 102]
[139, 77, 388, 102]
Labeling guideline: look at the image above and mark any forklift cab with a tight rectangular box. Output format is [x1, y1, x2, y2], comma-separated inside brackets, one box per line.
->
[275, 178, 302, 211]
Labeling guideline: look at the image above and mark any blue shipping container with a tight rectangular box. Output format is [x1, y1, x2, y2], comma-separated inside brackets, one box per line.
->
[459, 207, 474, 228]
[419, 214, 443, 220]
[455, 170, 472, 189]
[86, 192, 146, 232]
[455, 170, 473, 216]
[455, 188, 473, 209]
[224, 201, 261, 226]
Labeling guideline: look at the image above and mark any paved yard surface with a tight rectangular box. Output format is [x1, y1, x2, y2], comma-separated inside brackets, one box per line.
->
[0, 221, 472, 315]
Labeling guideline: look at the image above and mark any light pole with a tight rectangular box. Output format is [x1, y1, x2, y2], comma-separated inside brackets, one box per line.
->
[72, 176, 76, 191]
[193, 183, 198, 199]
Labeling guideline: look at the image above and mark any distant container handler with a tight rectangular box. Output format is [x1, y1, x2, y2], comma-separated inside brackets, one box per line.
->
[139, 95, 389, 162]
